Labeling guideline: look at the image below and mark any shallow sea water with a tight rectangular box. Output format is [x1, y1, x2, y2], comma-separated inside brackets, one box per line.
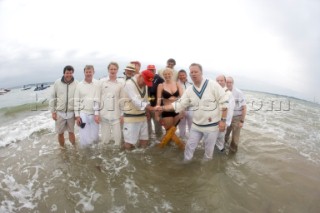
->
[0, 89, 319, 212]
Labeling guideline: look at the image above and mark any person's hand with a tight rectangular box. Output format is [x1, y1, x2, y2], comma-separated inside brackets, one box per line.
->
[120, 116, 124, 124]
[145, 105, 153, 112]
[239, 122, 244, 128]
[52, 112, 57, 121]
[94, 115, 100, 124]
[154, 106, 163, 112]
[179, 111, 185, 119]
[218, 121, 226, 132]
[76, 117, 81, 126]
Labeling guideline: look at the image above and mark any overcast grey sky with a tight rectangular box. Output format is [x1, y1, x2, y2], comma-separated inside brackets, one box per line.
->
[0, 0, 319, 102]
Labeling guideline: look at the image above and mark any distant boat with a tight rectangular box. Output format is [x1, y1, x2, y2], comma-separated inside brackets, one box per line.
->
[0, 88, 10, 95]
[34, 84, 50, 91]
[21, 85, 32, 90]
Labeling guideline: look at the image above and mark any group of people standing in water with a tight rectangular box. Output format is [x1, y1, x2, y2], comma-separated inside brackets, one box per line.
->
[49, 58, 247, 162]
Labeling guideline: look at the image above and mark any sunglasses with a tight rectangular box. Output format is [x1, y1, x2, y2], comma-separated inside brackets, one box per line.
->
[79, 118, 86, 128]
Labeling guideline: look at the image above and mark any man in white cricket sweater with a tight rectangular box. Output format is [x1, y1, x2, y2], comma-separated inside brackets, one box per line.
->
[74, 65, 100, 148]
[49, 65, 78, 147]
[157, 63, 229, 162]
[98, 62, 125, 148]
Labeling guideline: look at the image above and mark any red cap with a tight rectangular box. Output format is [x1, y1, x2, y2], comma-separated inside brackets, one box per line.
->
[147, 64, 156, 70]
[141, 70, 154, 87]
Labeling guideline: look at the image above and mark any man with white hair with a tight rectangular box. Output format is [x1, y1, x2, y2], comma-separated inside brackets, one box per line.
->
[215, 75, 235, 153]
[130, 61, 141, 75]
[225, 76, 247, 152]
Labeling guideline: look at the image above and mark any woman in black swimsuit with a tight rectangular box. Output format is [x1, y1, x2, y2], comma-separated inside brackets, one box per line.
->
[156, 68, 183, 135]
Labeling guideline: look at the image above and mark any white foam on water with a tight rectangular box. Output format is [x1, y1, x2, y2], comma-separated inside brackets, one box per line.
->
[50, 204, 58, 212]
[130, 148, 147, 154]
[101, 152, 129, 176]
[0, 111, 54, 147]
[34, 188, 42, 200]
[153, 200, 173, 213]
[123, 177, 139, 206]
[191, 200, 205, 212]
[68, 179, 81, 189]
[108, 206, 126, 213]
[0, 163, 63, 212]
[299, 151, 315, 163]
[39, 144, 55, 156]
[73, 187, 101, 212]
[149, 185, 159, 193]
[159, 200, 173, 212]
[0, 200, 16, 213]
[123, 175, 153, 208]
[1, 174, 38, 211]
[51, 169, 64, 179]
[22, 165, 43, 180]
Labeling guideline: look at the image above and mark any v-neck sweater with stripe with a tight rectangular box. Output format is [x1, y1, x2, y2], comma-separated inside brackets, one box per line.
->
[172, 78, 228, 132]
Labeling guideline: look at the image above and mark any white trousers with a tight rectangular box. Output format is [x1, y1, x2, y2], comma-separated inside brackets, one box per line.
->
[101, 118, 122, 146]
[79, 112, 99, 148]
[178, 111, 193, 138]
[184, 128, 219, 161]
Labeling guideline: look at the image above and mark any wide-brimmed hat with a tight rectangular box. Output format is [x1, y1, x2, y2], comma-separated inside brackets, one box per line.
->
[141, 70, 154, 87]
[124, 64, 136, 72]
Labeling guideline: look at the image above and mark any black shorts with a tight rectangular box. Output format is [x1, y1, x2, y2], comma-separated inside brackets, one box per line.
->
[162, 111, 179, 118]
